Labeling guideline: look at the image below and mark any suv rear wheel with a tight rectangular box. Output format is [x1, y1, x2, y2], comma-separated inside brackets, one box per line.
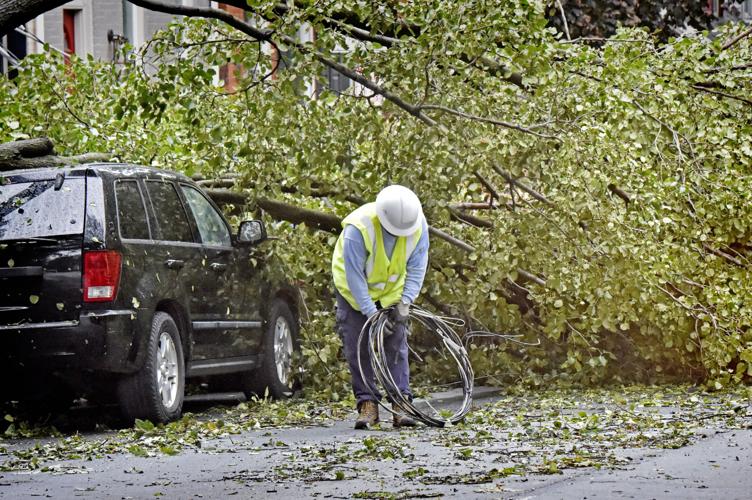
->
[118, 312, 185, 423]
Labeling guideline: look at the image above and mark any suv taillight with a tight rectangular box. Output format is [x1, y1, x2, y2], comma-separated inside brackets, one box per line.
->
[83, 250, 122, 302]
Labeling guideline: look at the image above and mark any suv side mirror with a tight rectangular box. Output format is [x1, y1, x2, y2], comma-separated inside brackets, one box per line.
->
[237, 220, 267, 245]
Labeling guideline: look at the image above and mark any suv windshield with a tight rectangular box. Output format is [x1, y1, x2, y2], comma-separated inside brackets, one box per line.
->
[0, 178, 85, 241]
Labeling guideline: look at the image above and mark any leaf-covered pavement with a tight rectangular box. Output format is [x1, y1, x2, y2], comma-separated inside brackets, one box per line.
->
[0, 385, 750, 497]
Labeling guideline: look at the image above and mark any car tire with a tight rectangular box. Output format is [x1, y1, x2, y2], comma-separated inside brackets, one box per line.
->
[245, 299, 299, 399]
[117, 312, 185, 423]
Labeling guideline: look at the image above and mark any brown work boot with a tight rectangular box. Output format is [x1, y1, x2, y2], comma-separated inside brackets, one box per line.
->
[392, 402, 417, 428]
[354, 400, 379, 429]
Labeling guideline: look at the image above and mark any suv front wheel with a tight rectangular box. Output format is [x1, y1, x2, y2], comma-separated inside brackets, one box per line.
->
[118, 312, 185, 423]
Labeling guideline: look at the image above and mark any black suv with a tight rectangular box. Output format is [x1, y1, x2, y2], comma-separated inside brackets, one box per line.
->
[0, 163, 300, 423]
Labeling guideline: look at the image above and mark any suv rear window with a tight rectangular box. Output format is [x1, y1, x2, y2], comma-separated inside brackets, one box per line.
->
[115, 180, 150, 240]
[0, 178, 85, 242]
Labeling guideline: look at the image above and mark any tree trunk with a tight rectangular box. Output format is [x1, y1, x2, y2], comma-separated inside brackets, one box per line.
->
[0, 0, 71, 36]
[0, 137, 54, 164]
[0, 138, 112, 171]
[0, 153, 113, 171]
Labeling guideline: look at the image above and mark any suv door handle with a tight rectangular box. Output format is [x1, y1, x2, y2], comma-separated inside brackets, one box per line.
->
[210, 263, 227, 273]
[164, 259, 185, 270]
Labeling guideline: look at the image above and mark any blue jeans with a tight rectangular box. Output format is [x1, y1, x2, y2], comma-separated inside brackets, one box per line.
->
[335, 293, 412, 406]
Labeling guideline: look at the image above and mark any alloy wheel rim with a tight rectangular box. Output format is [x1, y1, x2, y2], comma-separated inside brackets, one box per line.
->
[157, 331, 179, 409]
[273, 317, 293, 386]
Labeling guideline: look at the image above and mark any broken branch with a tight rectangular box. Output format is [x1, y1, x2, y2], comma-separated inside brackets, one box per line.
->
[702, 243, 744, 267]
[491, 165, 553, 206]
[607, 183, 632, 204]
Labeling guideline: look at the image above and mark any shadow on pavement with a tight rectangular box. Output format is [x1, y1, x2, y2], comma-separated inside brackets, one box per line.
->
[0, 388, 250, 435]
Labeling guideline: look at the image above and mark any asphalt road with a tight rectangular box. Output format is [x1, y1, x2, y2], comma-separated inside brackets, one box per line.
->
[0, 389, 750, 499]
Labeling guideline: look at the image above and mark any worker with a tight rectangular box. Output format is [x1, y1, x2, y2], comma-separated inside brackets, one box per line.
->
[331, 185, 429, 429]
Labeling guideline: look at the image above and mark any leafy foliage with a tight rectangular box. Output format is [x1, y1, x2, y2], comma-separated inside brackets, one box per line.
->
[1, 2, 751, 393]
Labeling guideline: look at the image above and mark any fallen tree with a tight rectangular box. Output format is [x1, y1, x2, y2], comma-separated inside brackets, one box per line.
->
[1, 3, 751, 392]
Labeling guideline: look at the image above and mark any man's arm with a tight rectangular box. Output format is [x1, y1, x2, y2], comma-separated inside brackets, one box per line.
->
[343, 225, 379, 317]
[401, 217, 429, 305]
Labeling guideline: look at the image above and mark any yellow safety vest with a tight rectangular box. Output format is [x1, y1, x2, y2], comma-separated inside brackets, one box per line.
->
[332, 203, 423, 312]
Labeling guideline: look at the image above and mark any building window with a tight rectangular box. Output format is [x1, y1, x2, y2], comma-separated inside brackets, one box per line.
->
[1, 28, 27, 77]
[710, 0, 752, 17]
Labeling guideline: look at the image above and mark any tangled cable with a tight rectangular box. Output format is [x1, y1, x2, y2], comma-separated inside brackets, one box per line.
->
[357, 305, 474, 427]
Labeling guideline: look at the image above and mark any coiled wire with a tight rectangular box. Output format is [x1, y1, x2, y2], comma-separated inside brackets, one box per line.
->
[357, 305, 474, 427]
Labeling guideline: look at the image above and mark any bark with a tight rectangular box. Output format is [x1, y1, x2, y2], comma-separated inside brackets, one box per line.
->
[0, 137, 54, 166]
[702, 243, 744, 267]
[721, 26, 752, 52]
[474, 171, 502, 202]
[428, 227, 475, 253]
[451, 202, 517, 211]
[491, 165, 553, 206]
[205, 189, 342, 231]
[202, 178, 365, 205]
[607, 183, 632, 205]
[515, 268, 547, 287]
[0, 137, 112, 170]
[0, 153, 113, 171]
[0, 0, 70, 37]
[691, 84, 752, 107]
[257, 198, 342, 233]
[205, 188, 481, 253]
[448, 207, 493, 228]
[204, 188, 248, 206]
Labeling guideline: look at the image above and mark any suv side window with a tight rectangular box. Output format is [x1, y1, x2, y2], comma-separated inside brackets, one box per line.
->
[145, 180, 194, 243]
[115, 180, 150, 240]
[180, 185, 232, 247]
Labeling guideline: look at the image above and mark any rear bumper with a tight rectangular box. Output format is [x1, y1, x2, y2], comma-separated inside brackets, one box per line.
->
[0, 309, 139, 373]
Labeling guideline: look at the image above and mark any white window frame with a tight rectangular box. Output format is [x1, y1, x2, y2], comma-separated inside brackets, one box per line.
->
[26, 17, 45, 54]
[124, 2, 145, 47]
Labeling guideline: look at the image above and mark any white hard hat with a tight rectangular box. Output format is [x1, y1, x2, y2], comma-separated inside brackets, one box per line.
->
[375, 185, 423, 237]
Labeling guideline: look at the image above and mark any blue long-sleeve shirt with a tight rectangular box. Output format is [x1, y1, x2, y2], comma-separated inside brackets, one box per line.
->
[343, 218, 429, 317]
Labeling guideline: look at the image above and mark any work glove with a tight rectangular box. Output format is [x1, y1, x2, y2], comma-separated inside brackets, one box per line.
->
[383, 303, 410, 336]
[391, 302, 410, 324]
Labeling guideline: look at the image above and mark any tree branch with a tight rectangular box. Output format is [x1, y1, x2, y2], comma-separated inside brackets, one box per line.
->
[219, 0, 528, 90]
[473, 170, 502, 202]
[691, 84, 752, 107]
[0, 137, 54, 162]
[491, 165, 554, 206]
[0, 0, 70, 36]
[448, 207, 493, 228]
[515, 268, 547, 287]
[472, 56, 527, 90]
[129, 0, 439, 127]
[205, 189, 481, 253]
[128, 0, 273, 43]
[702, 243, 744, 267]
[0, 153, 113, 171]
[323, 17, 401, 46]
[451, 202, 511, 210]
[419, 104, 558, 139]
[257, 198, 342, 232]
[428, 226, 475, 253]
[607, 183, 632, 205]
[721, 25, 752, 52]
